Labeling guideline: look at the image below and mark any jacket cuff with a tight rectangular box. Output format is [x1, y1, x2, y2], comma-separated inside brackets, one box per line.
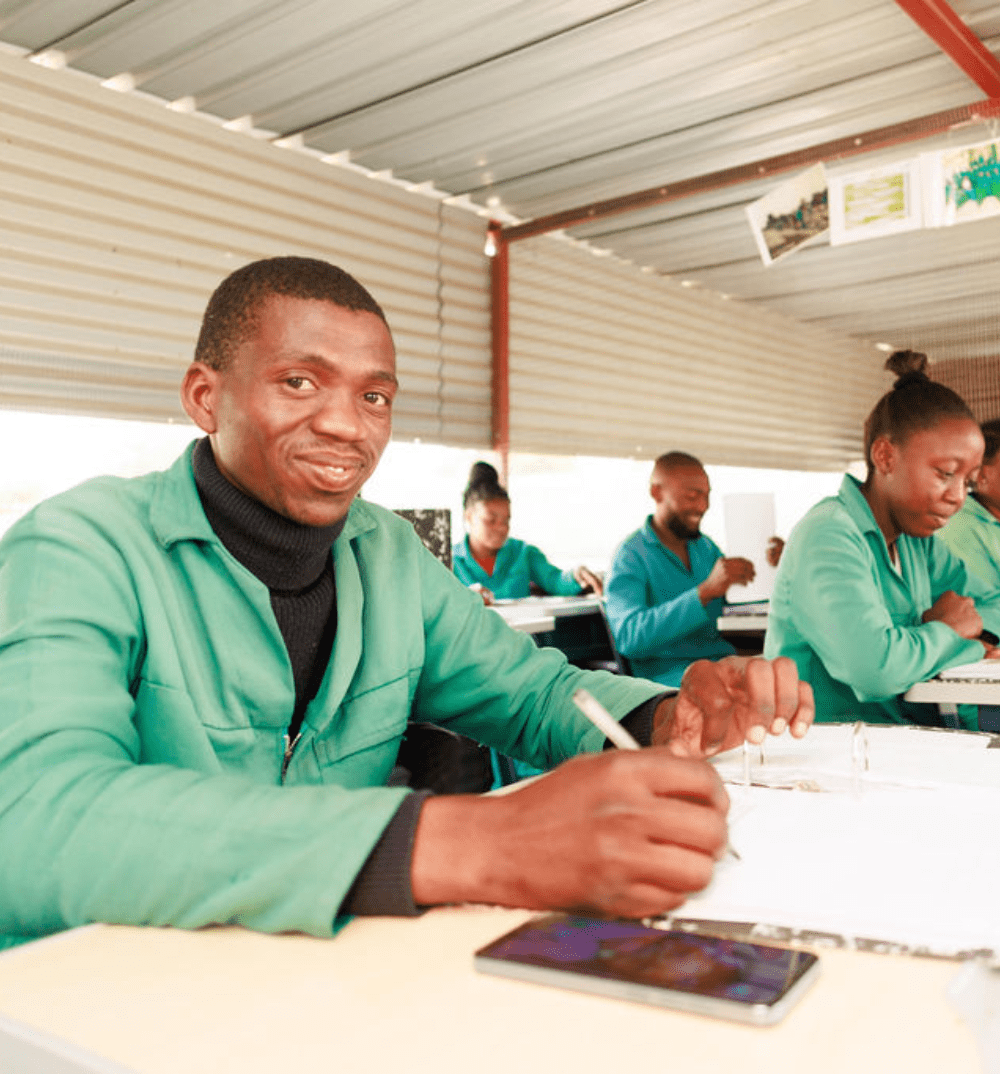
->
[339, 790, 433, 916]
[606, 691, 675, 749]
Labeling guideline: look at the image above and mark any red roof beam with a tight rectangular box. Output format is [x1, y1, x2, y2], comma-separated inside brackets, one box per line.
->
[895, 0, 1000, 98]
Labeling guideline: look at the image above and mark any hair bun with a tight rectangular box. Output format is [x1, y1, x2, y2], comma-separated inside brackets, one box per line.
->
[885, 350, 929, 387]
[467, 461, 501, 490]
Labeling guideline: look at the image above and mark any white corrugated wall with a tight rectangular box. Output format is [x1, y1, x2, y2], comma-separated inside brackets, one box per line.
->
[0, 49, 890, 470]
[508, 237, 890, 470]
[0, 50, 492, 445]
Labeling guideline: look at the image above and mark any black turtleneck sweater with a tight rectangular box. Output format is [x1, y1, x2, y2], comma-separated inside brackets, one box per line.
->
[192, 438, 343, 744]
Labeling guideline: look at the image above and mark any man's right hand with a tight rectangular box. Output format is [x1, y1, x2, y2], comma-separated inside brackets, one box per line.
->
[409, 749, 728, 919]
[698, 556, 755, 604]
[922, 590, 983, 640]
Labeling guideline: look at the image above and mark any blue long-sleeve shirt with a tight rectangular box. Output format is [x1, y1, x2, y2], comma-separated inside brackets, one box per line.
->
[452, 536, 582, 599]
[604, 517, 734, 688]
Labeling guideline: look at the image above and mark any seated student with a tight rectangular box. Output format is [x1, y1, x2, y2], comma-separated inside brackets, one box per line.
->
[604, 452, 756, 688]
[765, 351, 1000, 727]
[0, 256, 814, 949]
[937, 419, 1000, 585]
[452, 461, 603, 602]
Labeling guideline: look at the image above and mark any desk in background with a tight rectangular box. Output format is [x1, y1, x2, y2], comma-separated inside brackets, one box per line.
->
[0, 906, 980, 1074]
[492, 596, 623, 672]
[905, 660, 1000, 731]
[717, 602, 769, 658]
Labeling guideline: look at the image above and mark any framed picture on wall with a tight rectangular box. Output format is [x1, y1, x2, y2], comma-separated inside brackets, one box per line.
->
[745, 163, 829, 266]
[828, 160, 922, 246]
[924, 138, 1000, 227]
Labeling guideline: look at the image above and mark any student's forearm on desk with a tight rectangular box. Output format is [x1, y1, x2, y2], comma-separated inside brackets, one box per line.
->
[343, 697, 666, 916]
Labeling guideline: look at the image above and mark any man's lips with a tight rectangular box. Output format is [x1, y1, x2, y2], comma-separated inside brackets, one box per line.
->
[297, 454, 367, 490]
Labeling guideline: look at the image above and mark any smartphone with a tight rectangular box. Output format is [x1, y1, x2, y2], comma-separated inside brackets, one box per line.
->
[474, 914, 819, 1026]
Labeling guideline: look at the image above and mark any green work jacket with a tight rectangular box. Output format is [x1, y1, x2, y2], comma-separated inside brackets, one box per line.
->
[0, 445, 662, 948]
[937, 495, 1000, 588]
[764, 475, 1000, 725]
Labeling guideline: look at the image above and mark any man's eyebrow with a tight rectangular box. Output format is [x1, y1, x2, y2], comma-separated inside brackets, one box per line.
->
[282, 353, 399, 387]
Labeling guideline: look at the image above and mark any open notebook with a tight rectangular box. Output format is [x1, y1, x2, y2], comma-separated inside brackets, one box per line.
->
[666, 725, 1000, 958]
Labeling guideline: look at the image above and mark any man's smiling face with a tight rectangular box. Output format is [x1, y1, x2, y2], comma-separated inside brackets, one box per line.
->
[187, 293, 397, 527]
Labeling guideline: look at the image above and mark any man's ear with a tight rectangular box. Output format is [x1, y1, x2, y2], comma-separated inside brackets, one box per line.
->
[870, 436, 895, 478]
[181, 362, 222, 433]
[650, 479, 664, 504]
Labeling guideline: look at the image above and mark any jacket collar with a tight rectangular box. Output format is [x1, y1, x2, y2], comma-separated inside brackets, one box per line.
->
[837, 474, 882, 538]
[149, 441, 377, 549]
[965, 494, 1000, 529]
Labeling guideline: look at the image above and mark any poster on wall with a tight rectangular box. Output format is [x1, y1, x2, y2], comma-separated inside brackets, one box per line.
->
[828, 161, 922, 246]
[924, 138, 1000, 227]
[745, 163, 829, 266]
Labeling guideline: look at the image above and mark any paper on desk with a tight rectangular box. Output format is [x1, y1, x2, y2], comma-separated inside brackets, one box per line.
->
[936, 658, 1000, 681]
[681, 783, 1000, 957]
[722, 492, 777, 603]
[694, 726, 1000, 957]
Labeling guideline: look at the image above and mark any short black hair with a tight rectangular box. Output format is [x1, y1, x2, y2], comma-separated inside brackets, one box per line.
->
[653, 451, 704, 476]
[463, 461, 508, 510]
[194, 256, 390, 371]
[863, 351, 975, 474]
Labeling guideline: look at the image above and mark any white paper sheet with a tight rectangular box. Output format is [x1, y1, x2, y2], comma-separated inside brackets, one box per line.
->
[681, 726, 1000, 957]
[722, 492, 777, 603]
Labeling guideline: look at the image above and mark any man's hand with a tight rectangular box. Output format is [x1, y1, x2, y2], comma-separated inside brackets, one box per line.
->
[653, 656, 814, 758]
[573, 565, 604, 596]
[766, 537, 785, 567]
[411, 749, 728, 919]
[922, 590, 983, 640]
[698, 557, 755, 604]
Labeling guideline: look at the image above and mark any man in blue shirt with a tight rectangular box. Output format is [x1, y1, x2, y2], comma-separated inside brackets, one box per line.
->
[606, 452, 755, 687]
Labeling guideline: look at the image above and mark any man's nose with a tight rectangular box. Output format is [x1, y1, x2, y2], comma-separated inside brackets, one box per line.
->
[311, 390, 363, 439]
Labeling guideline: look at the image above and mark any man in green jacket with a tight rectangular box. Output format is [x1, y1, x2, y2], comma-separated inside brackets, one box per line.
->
[0, 257, 813, 949]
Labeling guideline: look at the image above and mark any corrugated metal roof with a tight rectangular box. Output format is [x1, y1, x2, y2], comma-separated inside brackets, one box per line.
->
[3, 0, 1000, 364]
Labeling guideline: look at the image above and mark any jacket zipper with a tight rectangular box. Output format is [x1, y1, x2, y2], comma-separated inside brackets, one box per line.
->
[281, 731, 300, 782]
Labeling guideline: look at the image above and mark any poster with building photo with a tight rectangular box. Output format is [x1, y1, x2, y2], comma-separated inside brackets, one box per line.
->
[746, 163, 829, 265]
[828, 161, 922, 246]
[924, 138, 1000, 227]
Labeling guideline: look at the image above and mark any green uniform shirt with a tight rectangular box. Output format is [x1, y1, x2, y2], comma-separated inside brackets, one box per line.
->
[0, 445, 662, 948]
[764, 475, 1000, 724]
[937, 495, 1000, 587]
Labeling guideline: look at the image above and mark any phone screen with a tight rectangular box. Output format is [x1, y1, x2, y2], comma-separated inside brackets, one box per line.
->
[476, 914, 818, 1016]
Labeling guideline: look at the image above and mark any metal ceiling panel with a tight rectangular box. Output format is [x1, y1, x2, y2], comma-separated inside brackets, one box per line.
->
[4, 0, 1000, 413]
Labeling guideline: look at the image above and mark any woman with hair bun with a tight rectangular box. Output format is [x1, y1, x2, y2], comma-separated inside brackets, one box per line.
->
[765, 350, 1000, 727]
[453, 461, 603, 604]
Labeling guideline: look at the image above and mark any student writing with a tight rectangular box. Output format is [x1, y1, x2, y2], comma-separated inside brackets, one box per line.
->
[452, 461, 602, 603]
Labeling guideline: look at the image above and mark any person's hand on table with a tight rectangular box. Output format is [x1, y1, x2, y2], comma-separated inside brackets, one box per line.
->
[411, 748, 728, 919]
[922, 590, 982, 640]
[468, 583, 495, 606]
[698, 556, 755, 604]
[573, 565, 604, 596]
[652, 655, 814, 758]
[766, 536, 785, 567]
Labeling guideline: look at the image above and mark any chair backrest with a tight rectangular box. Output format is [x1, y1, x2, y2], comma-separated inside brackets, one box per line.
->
[393, 508, 452, 569]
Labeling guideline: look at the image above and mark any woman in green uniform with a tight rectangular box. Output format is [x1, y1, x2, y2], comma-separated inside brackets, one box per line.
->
[764, 351, 1000, 726]
[452, 462, 602, 603]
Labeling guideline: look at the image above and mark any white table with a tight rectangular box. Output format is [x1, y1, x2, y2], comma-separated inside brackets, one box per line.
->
[905, 662, 1000, 728]
[0, 906, 981, 1074]
[716, 612, 769, 634]
[491, 595, 605, 637]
